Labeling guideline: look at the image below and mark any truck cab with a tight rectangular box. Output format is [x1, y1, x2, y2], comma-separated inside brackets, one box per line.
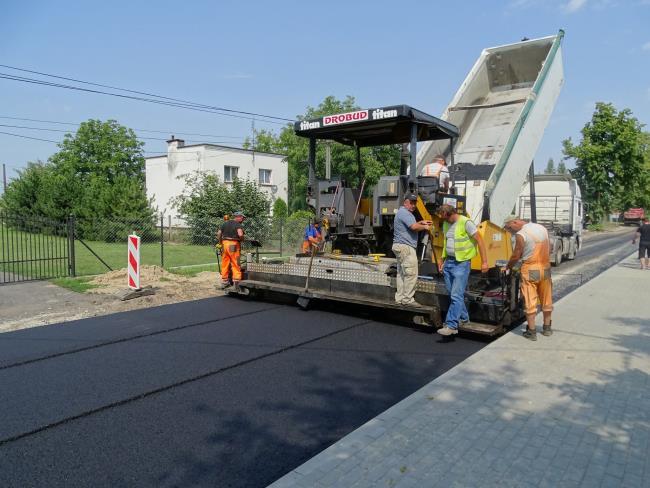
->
[516, 174, 583, 265]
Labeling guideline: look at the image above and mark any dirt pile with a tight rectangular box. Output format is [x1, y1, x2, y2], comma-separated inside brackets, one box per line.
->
[89, 265, 220, 301]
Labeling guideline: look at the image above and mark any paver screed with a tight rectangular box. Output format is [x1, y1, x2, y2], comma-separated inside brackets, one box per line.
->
[269, 254, 650, 488]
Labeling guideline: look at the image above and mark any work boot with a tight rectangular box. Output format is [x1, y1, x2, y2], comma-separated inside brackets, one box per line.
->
[437, 325, 458, 336]
[542, 323, 553, 336]
[523, 330, 537, 341]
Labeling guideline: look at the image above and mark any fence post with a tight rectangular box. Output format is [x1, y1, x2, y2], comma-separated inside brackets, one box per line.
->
[160, 214, 165, 268]
[68, 215, 76, 277]
[279, 221, 283, 257]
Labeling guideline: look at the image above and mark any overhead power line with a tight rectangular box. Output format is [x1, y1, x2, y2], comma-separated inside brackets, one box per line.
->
[0, 123, 243, 145]
[0, 64, 294, 124]
[0, 115, 246, 139]
[0, 130, 59, 144]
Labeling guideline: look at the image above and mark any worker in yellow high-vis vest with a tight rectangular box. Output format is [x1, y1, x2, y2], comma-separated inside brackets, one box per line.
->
[436, 204, 488, 336]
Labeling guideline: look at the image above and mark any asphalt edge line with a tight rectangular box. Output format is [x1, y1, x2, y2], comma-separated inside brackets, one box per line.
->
[0, 305, 282, 371]
[0, 318, 373, 447]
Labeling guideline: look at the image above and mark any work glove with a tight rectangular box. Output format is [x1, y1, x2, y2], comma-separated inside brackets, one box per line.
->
[215, 243, 222, 252]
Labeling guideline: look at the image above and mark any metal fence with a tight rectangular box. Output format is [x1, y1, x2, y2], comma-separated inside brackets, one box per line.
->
[0, 212, 73, 284]
[75, 214, 312, 276]
[0, 212, 313, 282]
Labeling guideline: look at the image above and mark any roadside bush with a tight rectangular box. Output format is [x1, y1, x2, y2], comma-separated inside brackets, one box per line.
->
[171, 172, 271, 245]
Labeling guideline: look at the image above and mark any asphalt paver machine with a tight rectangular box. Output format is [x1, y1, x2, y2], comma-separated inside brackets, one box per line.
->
[231, 32, 565, 336]
[231, 106, 518, 335]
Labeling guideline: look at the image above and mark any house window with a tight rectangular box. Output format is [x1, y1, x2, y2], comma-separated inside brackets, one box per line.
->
[224, 165, 238, 182]
[259, 169, 272, 185]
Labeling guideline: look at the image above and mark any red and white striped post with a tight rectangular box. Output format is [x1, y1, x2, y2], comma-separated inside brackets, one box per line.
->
[128, 234, 141, 290]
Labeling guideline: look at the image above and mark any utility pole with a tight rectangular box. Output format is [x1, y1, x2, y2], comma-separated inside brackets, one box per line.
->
[325, 142, 331, 180]
[2, 163, 6, 193]
[251, 118, 256, 165]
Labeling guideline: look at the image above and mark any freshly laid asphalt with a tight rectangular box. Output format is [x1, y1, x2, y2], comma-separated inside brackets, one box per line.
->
[0, 229, 635, 488]
[0, 297, 485, 488]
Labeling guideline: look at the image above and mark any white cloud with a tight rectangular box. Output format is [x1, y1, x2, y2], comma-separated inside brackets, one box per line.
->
[642, 41, 650, 51]
[564, 0, 588, 12]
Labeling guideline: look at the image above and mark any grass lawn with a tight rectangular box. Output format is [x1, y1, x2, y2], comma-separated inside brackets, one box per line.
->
[2, 225, 287, 278]
[50, 276, 104, 293]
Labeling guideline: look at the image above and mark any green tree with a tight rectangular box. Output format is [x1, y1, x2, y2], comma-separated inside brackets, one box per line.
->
[272, 197, 288, 221]
[242, 129, 283, 154]
[556, 160, 569, 175]
[544, 158, 556, 174]
[244, 96, 400, 212]
[48, 119, 152, 221]
[1, 120, 156, 236]
[1, 161, 51, 216]
[563, 103, 650, 223]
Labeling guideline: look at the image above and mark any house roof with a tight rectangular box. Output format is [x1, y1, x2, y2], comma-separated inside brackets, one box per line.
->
[144, 143, 286, 160]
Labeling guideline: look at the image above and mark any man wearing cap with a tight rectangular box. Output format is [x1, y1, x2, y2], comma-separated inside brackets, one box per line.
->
[504, 216, 553, 341]
[392, 193, 432, 306]
[302, 219, 323, 253]
[421, 154, 450, 191]
[437, 204, 488, 336]
[218, 211, 245, 289]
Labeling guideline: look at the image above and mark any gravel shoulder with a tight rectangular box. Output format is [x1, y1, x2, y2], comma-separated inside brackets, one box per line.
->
[0, 266, 224, 333]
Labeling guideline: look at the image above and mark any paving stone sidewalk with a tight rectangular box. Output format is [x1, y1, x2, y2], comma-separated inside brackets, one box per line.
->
[270, 254, 650, 488]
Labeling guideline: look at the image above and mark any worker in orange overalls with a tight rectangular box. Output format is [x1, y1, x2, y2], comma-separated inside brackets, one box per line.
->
[504, 216, 553, 341]
[217, 211, 245, 289]
[302, 219, 322, 254]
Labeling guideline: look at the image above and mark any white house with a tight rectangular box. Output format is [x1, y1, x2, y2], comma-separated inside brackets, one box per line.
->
[145, 136, 287, 225]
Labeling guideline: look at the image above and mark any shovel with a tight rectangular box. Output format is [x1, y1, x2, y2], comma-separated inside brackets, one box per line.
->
[215, 245, 222, 273]
[297, 244, 316, 309]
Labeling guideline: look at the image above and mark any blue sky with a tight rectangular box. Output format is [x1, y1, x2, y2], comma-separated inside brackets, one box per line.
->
[1, 0, 649, 186]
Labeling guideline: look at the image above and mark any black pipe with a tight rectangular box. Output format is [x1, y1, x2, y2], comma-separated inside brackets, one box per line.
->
[409, 124, 417, 190]
[400, 143, 409, 176]
[308, 137, 316, 186]
[356, 145, 362, 185]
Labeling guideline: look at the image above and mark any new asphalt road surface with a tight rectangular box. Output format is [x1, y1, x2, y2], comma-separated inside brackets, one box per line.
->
[0, 229, 635, 487]
[0, 297, 485, 487]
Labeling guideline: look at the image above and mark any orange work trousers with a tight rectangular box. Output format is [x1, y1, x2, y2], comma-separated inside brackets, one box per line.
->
[519, 224, 553, 315]
[221, 240, 242, 283]
[520, 265, 553, 315]
[302, 240, 314, 253]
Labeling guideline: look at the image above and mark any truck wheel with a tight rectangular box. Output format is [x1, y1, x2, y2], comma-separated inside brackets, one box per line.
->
[552, 245, 563, 266]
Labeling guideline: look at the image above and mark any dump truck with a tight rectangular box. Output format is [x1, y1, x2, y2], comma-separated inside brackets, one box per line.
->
[516, 174, 583, 266]
[623, 208, 645, 226]
[231, 31, 565, 336]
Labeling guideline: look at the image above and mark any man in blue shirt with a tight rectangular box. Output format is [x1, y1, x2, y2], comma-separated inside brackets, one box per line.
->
[302, 219, 322, 253]
[392, 193, 432, 305]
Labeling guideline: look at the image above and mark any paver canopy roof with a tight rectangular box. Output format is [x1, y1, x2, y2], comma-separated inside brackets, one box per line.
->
[294, 105, 459, 147]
